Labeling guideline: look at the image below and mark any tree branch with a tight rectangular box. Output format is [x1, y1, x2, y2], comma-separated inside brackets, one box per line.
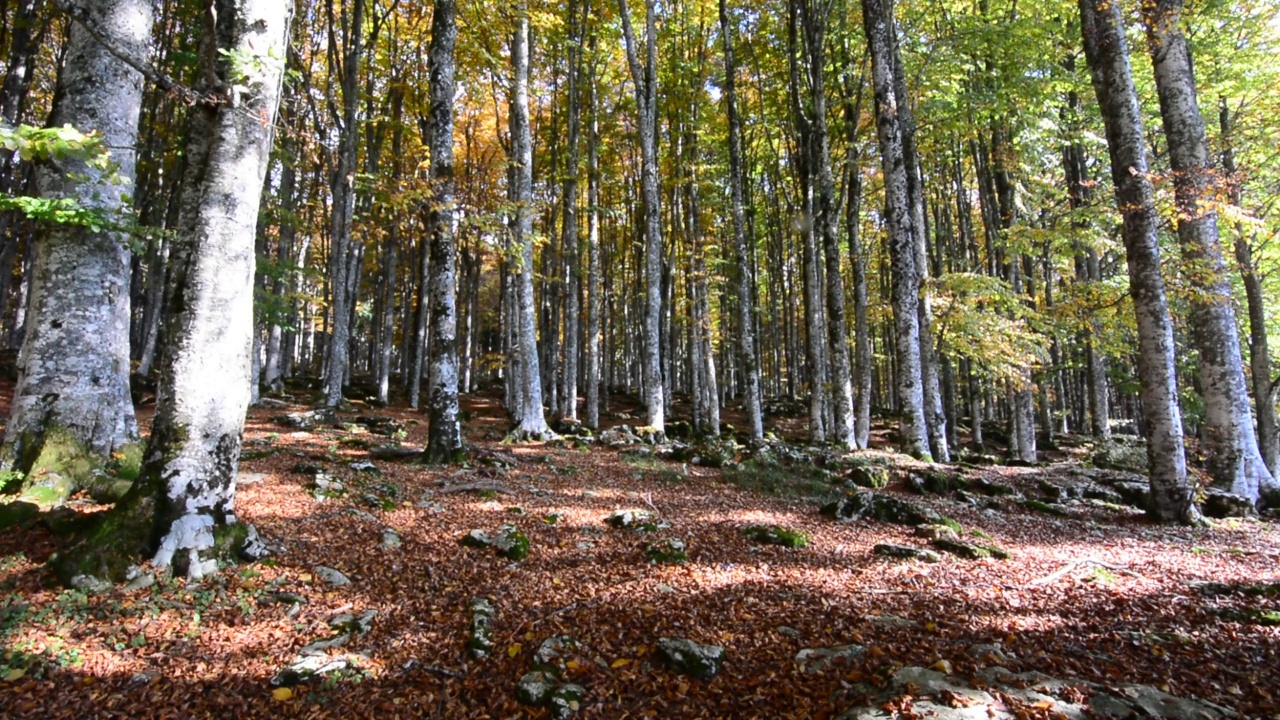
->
[50, 0, 213, 106]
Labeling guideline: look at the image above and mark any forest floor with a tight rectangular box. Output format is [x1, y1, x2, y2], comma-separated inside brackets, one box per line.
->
[0, 382, 1278, 719]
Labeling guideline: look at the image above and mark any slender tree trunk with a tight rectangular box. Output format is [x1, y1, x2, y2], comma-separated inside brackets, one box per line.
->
[2, 0, 147, 494]
[323, 0, 364, 408]
[558, 0, 586, 422]
[619, 0, 665, 434]
[718, 0, 762, 440]
[1143, 0, 1276, 502]
[1221, 98, 1279, 477]
[64, 0, 291, 582]
[1079, 0, 1198, 522]
[422, 0, 463, 461]
[861, 0, 930, 458]
[585, 38, 603, 430]
[508, 3, 552, 440]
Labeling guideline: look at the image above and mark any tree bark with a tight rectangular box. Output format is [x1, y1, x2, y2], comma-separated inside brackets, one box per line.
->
[861, 0, 930, 458]
[1078, 0, 1198, 522]
[718, 0, 763, 440]
[1142, 0, 1277, 503]
[2, 0, 147, 490]
[1220, 98, 1279, 477]
[584, 33, 603, 430]
[507, 3, 552, 440]
[423, 0, 463, 462]
[63, 0, 291, 582]
[619, 0, 665, 434]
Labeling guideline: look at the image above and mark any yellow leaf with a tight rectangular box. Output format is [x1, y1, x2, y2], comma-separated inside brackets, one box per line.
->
[566, 660, 581, 671]
[924, 622, 937, 632]
[524, 631, 535, 641]
[611, 658, 632, 668]
[508, 643, 522, 658]
[552, 577, 563, 585]
[635, 645, 647, 655]
[932, 659, 953, 674]
[272, 687, 293, 701]
[299, 573, 313, 582]
[4, 668, 25, 682]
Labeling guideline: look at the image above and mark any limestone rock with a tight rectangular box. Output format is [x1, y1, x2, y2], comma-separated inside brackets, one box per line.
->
[795, 643, 866, 674]
[743, 524, 809, 548]
[467, 597, 496, 658]
[644, 537, 689, 564]
[314, 565, 351, 587]
[657, 637, 724, 679]
[873, 543, 940, 563]
[821, 491, 941, 526]
[931, 538, 1010, 560]
[380, 528, 402, 549]
[1202, 489, 1256, 519]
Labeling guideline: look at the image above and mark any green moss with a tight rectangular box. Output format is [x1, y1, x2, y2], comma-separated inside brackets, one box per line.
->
[106, 442, 144, 482]
[0, 500, 39, 530]
[644, 537, 689, 564]
[744, 524, 810, 548]
[494, 525, 530, 560]
[939, 517, 964, 533]
[50, 489, 156, 585]
[1022, 499, 1069, 516]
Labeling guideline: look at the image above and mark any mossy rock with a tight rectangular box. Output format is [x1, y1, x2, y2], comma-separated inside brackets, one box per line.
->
[605, 508, 664, 531]
[1092, 440, 1149, 473]
[644, 537, 688, 564]
[1022, 499, 1069, 517]
[105, 442, 145, 482]
[50, 490, 157, 584]
[971, 478, 1018, 497]
[467, 597, 496, 658]
[873, 543, 941, 563]
[743, 524, 809, 548]
[656, 637, 724, 679]
[931, 538, 1010, 560]
[905, 468, 964, 495]
[848, 465, 890, 489]
[494, 524, 530, 560]
[86, 476, 135, 504]
[0, 500, 39, 530]
[821, 491, 941, 526]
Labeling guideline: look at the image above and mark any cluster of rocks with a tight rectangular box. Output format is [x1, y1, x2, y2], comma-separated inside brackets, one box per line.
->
[823, 490, 1010, 561]
[270, 569, 372, 687]
[515, 636, 588, 719]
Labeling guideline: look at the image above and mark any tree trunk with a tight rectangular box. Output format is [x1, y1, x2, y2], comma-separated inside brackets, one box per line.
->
[718, 0, 763, 440]
[323, 0, 364, 408]
[1078, 0, 1198, 522]
[423, 0, 463, 462]
[1142, 0, 1277, 503]
[619, 0, 665, 435]
[63, 0, 291, 582]
[585, 36, 603, 430]
[861, 0, 930, 458]
[2, 0, 147, 500]
[1220, 98, 1279, 477]
[558, 0, 586, 422]
[508, 3, 552, 440]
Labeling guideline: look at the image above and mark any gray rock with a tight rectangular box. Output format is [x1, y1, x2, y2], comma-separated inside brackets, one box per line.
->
[1093, 440, 1149, 473]
[238, 523, 271, 561]
[656, 637, 724, 679]
[1202, 488, 1256, 519]
[966, 643, 1013, 664]
[122, 572, 156, 592]
[644, 537, 689, 564]
[932, 538, 1011, 560]
[1089, 684, 1237, 719]
[604, 508, 660, 529]
[865, 614, 919, 628]
[873, 543, 941, 562]
[346, 507, 379, 523]
[1112, 481, 1151, 509]
[795, 644, 866, 674]
[329, 609, 376, 635]
[516, 670, 559, 706]
[821, 491, 942, 526]
[533, 635, 582, 674]
[548, 683, 585, 719]
[271, 653, 353, 686]
[299, 632, 350, 655]
[467, 597, 496, 658]
[274, 408, 336, 430]
[380, 528, 402, 549]
[314, 565, 351, 587]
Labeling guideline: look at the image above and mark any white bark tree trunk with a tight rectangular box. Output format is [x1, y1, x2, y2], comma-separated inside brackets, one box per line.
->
[1142, 0, 1277, 503]
[718, 0, 763, 441]
[2, 0, 147, 474]
[508, 4, 552, 440]
[61, 0, 292, 583]
[862, 0, 930, 459]
[619, 0, 665, 435]
[1079, 0, 1198, 522]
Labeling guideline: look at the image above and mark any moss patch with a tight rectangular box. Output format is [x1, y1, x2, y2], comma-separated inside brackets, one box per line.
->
[50, 489, 157, 585]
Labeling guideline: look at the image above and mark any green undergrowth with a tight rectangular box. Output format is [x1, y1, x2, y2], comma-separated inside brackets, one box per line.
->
[719, 460, 840, 501]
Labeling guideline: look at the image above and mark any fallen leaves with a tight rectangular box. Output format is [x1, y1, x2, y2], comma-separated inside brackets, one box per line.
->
[0, 390, 1275, 718]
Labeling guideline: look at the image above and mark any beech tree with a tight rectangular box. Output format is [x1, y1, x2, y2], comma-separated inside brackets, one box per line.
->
[0, 0, 146, 504]
[423, 0, 462, 462]
[1078, 0, 1197, 522]
[60, 0, 292, 580]
[1141, 0, 1278, 505]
